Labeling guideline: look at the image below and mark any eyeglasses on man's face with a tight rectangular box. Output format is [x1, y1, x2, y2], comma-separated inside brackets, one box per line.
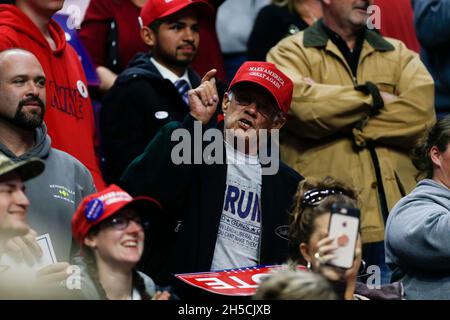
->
[230, 91, 279, 120]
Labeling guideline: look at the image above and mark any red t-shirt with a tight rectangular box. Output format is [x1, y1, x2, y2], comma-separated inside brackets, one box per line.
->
[374, 0, 420, 53]
[78, 0, 148, 72]
[0, 4, 106, 190]
[193, 12, 227, 83]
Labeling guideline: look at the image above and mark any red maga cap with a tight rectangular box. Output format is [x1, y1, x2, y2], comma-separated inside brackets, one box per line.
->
[228, 61, 294, 114]
[140, 0, 213, 28]
[71, 184, 162, 245]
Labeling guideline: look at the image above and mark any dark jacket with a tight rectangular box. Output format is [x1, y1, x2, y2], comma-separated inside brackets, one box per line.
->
[247, 4, 308, 61]
[120, 115, 303, 296]
[100, 53, 202, 184]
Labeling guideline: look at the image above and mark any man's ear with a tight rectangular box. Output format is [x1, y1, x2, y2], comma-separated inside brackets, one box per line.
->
[270, 113, 286, 130]
[222, 92, 231, 114]
[141, 26, 156, 48]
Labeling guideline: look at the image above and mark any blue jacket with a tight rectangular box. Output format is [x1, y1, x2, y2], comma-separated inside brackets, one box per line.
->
[413, 0, 450, 117]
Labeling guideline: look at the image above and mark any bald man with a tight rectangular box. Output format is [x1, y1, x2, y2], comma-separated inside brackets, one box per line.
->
[0, 48, 96, 265]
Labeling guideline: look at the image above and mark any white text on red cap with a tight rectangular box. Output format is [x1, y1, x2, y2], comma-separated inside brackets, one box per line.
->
[98, 191, 132, 205]
[248, 67, 285, 89]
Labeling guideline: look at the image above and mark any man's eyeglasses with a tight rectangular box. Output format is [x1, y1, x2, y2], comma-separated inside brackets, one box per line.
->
[105, 214, 150, 231]
[301, 188, 347, 207]
[230, 91, 280, 120]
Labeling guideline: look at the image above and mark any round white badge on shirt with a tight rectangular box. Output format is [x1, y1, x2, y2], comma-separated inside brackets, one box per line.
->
[77, 80, 89, 99]
[155, 111, 169, 119]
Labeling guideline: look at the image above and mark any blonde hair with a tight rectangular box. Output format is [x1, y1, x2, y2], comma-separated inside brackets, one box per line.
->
[253, 264, 337, 300]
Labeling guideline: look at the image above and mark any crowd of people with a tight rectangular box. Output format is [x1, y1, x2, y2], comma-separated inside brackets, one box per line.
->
[0, 0, 449, 300]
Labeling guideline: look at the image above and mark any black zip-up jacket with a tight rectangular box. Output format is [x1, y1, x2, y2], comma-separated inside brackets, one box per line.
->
[100, 53, 202, 184]
[120, 115, 303, 297]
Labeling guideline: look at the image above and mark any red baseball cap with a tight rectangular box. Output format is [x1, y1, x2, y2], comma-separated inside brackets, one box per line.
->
[228, 61, 294, 114]
[72, 184, 162, 245]
[139, 0, 213, 28]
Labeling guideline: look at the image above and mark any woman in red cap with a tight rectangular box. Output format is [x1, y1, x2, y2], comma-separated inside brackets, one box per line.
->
[72, 184, 170, 300]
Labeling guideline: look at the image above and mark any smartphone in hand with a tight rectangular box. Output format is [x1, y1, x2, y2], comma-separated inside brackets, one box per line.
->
[327, 204, 360, 269]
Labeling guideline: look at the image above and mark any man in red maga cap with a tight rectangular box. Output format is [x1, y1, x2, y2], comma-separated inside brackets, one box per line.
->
[121, 62, 303, 298]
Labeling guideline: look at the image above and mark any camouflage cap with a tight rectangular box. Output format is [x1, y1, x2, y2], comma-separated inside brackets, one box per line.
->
[0, 153, 44, 182]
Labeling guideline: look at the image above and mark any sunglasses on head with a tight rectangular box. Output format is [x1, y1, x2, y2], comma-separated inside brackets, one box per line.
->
[301, 188, 347, 207]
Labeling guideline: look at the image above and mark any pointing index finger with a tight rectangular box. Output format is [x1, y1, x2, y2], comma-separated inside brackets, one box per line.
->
[201, 69, 217, 83]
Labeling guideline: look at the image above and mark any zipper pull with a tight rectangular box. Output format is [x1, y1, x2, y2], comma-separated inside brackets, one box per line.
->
[174, 220, 182, 233]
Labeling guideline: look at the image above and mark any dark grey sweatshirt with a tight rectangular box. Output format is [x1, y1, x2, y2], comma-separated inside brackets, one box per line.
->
[0, 124, 96, 262]
[385, 179, 450, 299]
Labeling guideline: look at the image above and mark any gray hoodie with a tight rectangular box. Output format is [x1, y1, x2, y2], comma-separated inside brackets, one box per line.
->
[0, 124, 96, 262]
[385, 179, 450, 299]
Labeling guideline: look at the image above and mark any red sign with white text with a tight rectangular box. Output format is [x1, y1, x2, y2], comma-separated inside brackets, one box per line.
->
[175, 265, 307, 296]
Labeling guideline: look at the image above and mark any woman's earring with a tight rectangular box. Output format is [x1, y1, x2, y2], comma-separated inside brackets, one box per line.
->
[307, 261, 312, 271]
[358, 259, 367, 275]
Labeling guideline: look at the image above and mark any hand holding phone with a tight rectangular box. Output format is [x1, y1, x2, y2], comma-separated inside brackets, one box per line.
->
[327, 204, 360, 269]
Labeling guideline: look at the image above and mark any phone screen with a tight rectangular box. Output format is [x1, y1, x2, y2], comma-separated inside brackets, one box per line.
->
[327, 205, 360, 269]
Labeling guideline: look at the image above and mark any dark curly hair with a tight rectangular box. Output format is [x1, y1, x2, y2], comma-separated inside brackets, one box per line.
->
[411, 116, 450, 181]
[289, 176, 359, 263]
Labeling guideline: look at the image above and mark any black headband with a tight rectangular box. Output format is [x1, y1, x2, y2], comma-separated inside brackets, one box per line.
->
[301, 188, 349, 207]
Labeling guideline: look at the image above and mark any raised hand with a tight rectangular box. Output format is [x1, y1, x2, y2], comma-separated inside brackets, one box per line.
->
[313, 236, 344, 282]
[313, 235, 361, 284]
[189, 69, 219, 124]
